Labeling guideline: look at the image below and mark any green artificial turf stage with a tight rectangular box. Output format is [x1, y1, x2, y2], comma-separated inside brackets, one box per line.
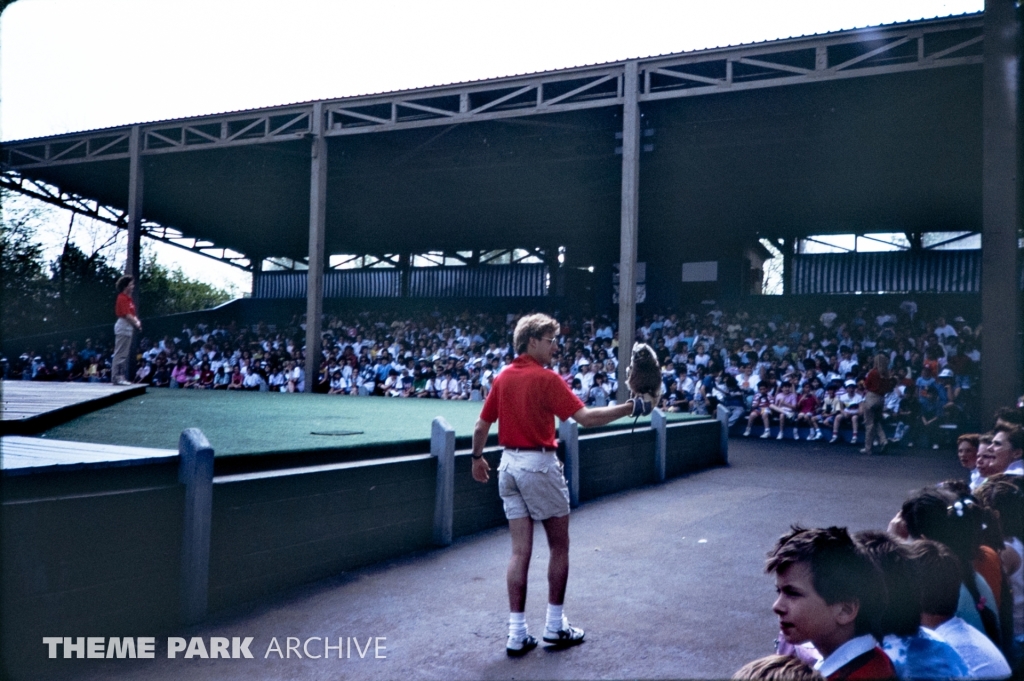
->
[39, 389, 708, 457]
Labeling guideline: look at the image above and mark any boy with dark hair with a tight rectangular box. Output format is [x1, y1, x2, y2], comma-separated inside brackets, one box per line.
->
[852, 530, 967, 679]
[908, 540, 1011, 679]
[766, 526, 895, 680]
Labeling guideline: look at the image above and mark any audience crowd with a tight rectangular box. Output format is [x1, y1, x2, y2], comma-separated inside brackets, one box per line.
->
[6, 298, 1024, 678]
[733, 406, 1024, 680]
[3, 301, 984, 445]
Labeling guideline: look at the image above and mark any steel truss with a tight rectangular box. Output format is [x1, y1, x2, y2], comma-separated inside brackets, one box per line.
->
[0, 15, 985, 271]
[0, 172, 251, 270]
[1, 15, 983, 171]
[327, 248, 547, 270]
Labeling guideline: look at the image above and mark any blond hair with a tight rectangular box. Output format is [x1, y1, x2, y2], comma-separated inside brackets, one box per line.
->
[733, 655, 822, 681]
[513, 313, 559, 355]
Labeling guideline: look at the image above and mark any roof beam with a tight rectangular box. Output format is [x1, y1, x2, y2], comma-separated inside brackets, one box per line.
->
[1, 14, 984, 171]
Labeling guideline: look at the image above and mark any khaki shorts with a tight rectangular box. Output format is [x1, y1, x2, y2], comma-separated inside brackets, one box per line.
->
[498, 449, 570, 521]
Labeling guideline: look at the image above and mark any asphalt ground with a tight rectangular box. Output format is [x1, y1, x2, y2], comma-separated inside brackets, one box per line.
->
[31, 437, 963, 681]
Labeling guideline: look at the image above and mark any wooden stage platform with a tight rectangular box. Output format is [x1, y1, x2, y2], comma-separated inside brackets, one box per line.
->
[0, 381, 146, 435]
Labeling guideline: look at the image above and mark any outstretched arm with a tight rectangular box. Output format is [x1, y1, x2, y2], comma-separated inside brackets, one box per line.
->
[571, 398, 650, 428]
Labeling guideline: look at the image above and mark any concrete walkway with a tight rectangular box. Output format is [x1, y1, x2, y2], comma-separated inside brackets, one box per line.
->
[37, 438, 962, 681]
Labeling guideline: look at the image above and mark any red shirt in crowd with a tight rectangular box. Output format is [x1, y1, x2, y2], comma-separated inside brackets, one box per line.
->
[115, 292, 136, 319]
[863, 368, 895, 396]
[480, 354, 584, 450]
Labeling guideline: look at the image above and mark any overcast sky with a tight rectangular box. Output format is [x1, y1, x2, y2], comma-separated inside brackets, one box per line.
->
[0, 0, 984, 290]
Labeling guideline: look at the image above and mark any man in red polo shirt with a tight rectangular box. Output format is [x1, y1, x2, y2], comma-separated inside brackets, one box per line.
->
[471, 313, 651, 656]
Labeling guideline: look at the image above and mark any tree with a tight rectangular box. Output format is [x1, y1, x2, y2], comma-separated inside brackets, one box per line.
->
[48, 242, 121, 329]
[139, 255, 233, 317]
[0, 189, 51, 337]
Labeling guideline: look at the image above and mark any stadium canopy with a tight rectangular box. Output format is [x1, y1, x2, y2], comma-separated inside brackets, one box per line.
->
[1, 7, 1019, 414]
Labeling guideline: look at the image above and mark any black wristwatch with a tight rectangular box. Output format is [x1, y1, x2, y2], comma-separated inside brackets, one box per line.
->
[471, 453, 483, 459]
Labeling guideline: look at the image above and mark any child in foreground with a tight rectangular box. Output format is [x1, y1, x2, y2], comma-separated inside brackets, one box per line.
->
[766, 526, 895, 680]
[734, 654, 822, 680]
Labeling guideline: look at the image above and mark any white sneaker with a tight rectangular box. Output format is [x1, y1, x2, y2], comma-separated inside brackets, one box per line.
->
[743, 428, 751, 437]
[792, 429, 800, 440]
[829, 434, 838, 443]
[760, 431, 771, 439]
[543, 618, 585, 647]
[776, 431, 783, 440]
[507, 634, 537, 657]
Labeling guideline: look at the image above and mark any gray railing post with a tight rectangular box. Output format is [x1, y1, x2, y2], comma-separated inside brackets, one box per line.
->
[432, 417, 455, 546]
[558, 419, 580, 508]
[178, 428, 214, 625]
[652, 408, 667, 482]
[715, 404, 730, 465]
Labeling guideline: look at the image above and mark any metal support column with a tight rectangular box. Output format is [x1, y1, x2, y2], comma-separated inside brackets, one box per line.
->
[980, 0, 1022, 422]
[781, 238, 793, 296]
[126, 125, 144, 380]
[304, 103, 328, 393]
[616, 61, 641, 403]
[250, 257, 263, 298]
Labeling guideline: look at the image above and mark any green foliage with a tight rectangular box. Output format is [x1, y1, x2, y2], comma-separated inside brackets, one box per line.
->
[1, 189, 235, 338]
[0, 192, 51, 337]
[139, 255, 233, 317]
[49, 243, 122, 329]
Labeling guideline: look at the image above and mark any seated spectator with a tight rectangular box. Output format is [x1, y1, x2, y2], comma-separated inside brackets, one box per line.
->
[908, 539, 1011, 679]
[852, 530, 968, 679]
[744, 383, 773, 438]
[977, 427, 1024, 481]
[793, 382, 820, 440]
[895, 486, 1003, 648]
[211, 365, 230, 389]
[134, 361, 152, 385]
[769, 381, 797, 440]
[974, 474, 1024, 654]
[830, 381, 862, 445]
[587, 372, 609, 407]
[196, 362, 214, 389]
[955, 434, 982, 490]
[766, 526, 894, 680]
[170, 358, 190, 389]
[227, 365, 245, 390]
[719, 374, 746, 427]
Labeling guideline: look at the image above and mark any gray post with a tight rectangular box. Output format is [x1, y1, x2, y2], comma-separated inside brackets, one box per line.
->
[558, 419, 580, 508]
[126, 125, 144, 378]
[250, 257, 263, 298]
[304, 102, 328, 393]
[178, 428, 214, 625]
[431, 417, 455, 546]
[980, 0, 1021, 421]
[616, 60, 641, 403]
[126, 125, 144, 287]
[652, 408, 667, 482]
[716, 404, 730, 465]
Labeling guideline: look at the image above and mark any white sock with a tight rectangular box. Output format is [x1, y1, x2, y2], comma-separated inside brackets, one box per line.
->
[509, 612, 527, 639]
[546, 603, 565, 632]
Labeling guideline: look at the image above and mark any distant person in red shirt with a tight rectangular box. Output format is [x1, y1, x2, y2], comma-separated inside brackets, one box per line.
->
[471, 313, 651, 656]
[112, 276, 142, 385]
[860, 354, 896, 455]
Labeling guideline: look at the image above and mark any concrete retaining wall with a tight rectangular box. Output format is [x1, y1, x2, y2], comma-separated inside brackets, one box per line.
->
[1, 413, 723, 679]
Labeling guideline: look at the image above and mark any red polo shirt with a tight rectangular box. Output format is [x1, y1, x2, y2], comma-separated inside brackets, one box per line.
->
[115, 292, 136, 319]
[480, 354, 584, 450]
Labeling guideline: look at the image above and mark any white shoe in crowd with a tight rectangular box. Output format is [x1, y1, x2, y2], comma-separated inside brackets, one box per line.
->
[760, 431, 771, 439]
[776, 431, 783, 440]
[743, 428, 751, 437]
[792, 428, 799, 440]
